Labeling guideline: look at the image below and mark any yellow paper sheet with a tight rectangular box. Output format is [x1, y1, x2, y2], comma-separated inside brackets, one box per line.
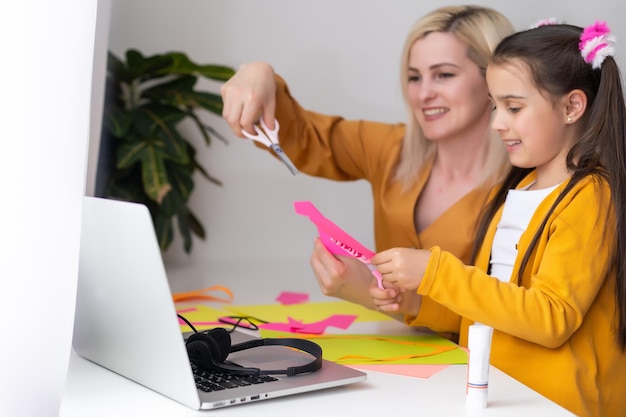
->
[260, 329, 467, 365]
[226, 300, 393, 324]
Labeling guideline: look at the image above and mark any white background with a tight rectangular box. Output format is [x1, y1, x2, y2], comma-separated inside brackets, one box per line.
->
[101, 0, 622, 274]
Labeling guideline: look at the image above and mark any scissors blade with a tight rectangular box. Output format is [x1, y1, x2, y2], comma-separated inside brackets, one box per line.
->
[270, 144, 300, 175]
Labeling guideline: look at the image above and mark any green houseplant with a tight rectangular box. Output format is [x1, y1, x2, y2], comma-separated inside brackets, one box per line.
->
[101, 49, 235, 253]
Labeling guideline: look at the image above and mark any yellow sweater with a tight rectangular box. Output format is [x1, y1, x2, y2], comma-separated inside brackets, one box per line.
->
[411, 171, 626, 417]
[272, 75, 489, 261]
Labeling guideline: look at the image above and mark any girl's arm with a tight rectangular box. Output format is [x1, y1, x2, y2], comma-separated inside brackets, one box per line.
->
[419, 179, 613, 347]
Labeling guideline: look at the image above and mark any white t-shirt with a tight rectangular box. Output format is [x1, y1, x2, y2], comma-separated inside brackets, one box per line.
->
[489, 183, 559, 283]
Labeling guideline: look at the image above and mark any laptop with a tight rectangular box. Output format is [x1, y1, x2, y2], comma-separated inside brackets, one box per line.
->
[73, 196, 366, 410]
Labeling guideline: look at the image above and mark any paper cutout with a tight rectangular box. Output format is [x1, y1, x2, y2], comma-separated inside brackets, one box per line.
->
[275, 291, 309, 305]
[172, 285, 234, 304]
[259, 314, 357, 334]
[259, 330, 468, 365]
[294, 201, 384, 289]
[226, 300, 393, 324]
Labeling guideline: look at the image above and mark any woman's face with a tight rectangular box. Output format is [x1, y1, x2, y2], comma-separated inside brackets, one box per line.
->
[407, 32, 492, 143]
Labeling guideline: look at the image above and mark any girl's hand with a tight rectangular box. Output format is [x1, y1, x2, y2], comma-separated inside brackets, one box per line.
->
[369, 282, 401, 312]
[372, 248, 431, 291]
[220, 61, 277, 138]
[369, 280, 422, 316]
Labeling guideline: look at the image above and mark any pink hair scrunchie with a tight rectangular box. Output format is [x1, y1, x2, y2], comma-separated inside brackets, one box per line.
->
[579, 21, 616, 69]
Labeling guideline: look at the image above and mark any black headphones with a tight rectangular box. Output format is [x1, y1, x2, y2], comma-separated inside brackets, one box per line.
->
[185, 327, 323, 377]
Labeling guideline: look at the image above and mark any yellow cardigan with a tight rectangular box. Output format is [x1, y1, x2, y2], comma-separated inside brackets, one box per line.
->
[411, 171, 626, 417]
[272, 75, 489, 261]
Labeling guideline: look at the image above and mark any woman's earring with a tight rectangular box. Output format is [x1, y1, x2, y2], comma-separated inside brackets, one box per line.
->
[567, 116, 572, 123]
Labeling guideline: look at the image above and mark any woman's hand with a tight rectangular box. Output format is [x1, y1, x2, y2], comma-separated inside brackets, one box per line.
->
[220, 61, 277, 137]
[309, 238, 378, 309]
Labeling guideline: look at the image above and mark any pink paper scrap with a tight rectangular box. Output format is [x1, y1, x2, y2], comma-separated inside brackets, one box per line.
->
[276, 291, 310, 305]
[259, 314, 357, 335]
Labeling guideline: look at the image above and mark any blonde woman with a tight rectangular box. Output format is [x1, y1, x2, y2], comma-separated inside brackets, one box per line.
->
[221, 5, 513, 336]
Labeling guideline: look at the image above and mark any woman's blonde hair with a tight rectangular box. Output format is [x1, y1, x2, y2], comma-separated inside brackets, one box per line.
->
[395, 5, 514, 190]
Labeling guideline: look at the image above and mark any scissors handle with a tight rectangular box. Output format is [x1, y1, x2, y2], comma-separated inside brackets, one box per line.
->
[241, 119, 279, 145]
[242, 125, 271, 146]
[242, 118, 299, 176]
[260, 118, 279, 139]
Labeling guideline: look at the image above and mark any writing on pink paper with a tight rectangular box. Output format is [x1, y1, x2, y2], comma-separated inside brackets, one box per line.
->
[294, 201, 384, 289]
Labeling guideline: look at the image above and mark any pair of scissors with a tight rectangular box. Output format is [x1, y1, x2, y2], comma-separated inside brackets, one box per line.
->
[242, 118, 300, 175]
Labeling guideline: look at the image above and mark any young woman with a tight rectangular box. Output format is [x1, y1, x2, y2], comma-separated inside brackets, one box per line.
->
[371, 21, 626, 416]
[221, 6, 513, 330]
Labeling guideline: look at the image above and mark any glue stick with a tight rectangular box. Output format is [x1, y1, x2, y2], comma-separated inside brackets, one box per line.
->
[466, 324, 494, 409]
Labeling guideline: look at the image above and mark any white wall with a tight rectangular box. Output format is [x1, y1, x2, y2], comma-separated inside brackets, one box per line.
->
[0, 1, 98, 416]
[105, 0, 622, 271]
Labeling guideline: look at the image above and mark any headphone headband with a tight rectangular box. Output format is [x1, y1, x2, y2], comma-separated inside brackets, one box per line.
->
[229, 337, 323, 376]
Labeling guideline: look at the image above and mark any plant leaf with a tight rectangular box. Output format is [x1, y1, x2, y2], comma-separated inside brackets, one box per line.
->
[133, 104, 189, 164]
[158, 52, 235, 81]
[167, 160, 195, 201]
[104, 106, 132, 138]
[102, 48, 234, 253]
[139, 146, 171, 204]
[142, 75, 198, 101]
[176, 206, 193, 253]
[116, 142, 171, 203]
[187, 209, 206, 240]
[125, 49, 173, 83]
[154, 213, 174, 252]
[116, 141, 148, 168]
[186, 145, 222, 186]
[190, 91, 224, 115]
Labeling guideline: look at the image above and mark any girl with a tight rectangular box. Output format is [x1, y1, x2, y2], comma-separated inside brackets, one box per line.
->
[221, 6, 513, 328]
[371, 21, 626, 417]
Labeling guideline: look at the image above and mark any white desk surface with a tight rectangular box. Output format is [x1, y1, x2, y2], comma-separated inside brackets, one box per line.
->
[61, 259, 575, 416]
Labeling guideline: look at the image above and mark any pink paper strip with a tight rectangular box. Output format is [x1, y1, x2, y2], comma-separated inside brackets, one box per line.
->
[294, 201, 375, 259]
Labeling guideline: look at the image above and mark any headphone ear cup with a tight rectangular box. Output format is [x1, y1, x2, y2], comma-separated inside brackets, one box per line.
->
[186, 328, 232, 368]
[207, 328, 232, 362]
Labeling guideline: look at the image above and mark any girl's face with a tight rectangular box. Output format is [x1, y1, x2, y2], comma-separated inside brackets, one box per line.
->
[487, 61, 574, 184]
[407, 32, 491, 144]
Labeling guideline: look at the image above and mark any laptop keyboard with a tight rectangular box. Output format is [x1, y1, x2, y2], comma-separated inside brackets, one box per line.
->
[191, 362, 279, 392]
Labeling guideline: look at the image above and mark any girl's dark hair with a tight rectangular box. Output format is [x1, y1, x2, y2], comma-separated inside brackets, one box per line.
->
[470, 24, 626, 349]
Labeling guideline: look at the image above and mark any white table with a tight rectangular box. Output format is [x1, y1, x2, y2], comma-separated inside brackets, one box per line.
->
[60, 259, 575, 416]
